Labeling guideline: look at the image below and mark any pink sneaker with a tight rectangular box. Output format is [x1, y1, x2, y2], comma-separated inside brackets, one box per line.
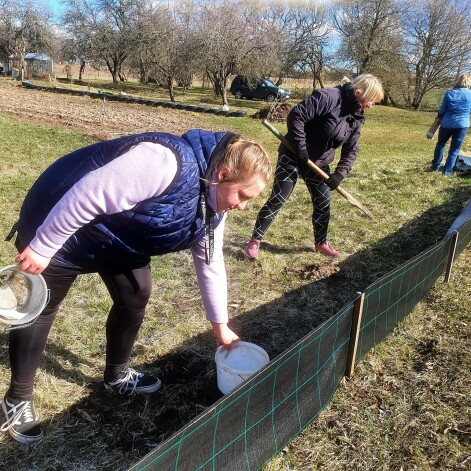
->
[245, 239, 261, 259]
[315, 242, 340, 257]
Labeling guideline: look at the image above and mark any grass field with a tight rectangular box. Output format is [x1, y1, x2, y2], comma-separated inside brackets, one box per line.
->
[0, 91, 469, 470]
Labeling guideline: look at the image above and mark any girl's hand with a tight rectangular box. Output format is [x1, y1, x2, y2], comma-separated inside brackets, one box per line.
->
[15, 246, 51, 275]
[211, 322, 240, 347]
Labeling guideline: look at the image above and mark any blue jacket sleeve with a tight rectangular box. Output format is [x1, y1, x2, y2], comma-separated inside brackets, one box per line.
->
[438, 92, 448, 119]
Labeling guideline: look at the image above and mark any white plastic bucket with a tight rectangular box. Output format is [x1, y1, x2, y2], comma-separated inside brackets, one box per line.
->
[0, 265, 48, 328]
[215, 341, 269, 394]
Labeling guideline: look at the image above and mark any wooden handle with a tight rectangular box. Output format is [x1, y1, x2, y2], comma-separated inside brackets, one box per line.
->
[262, 120, 374, 219]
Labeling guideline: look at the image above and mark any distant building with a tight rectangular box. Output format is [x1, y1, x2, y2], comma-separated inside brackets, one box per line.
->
[24, 53, 54, 77]
[7, 52, 54, 79]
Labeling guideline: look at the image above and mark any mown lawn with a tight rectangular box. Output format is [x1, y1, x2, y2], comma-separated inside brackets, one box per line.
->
[0, 100, 469, 470]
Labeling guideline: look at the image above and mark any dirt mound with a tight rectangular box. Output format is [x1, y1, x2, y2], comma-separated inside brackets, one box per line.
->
[251, 102, 293, 122]
[285, 263, 340, 281]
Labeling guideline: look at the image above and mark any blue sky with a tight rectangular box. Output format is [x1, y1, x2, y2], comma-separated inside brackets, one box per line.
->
[44, 0, 64, 19]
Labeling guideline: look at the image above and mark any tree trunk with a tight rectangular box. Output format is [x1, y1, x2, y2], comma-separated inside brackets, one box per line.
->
[105, 59, 119, 84]
[412, 81, 424, 110]
[212, 75, 228, 106]
[118, 67, 126, 81]
[412, 62, 426, 110]
[221, 87, 228, 107]
[139, 59, 148, 84]
[384, 90, 397, 107]
[79, 60, 86, 80]
[167, 77, 175, 102]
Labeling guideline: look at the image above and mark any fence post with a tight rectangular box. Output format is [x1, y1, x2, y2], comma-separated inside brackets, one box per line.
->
[444, 231, 459, 283]
[345, 292, 365, 378]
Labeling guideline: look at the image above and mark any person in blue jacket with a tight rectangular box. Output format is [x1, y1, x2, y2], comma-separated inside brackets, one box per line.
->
[1, 130, 271, 444]
[431, 73, 471, 175]
[245, 74, 384, 259]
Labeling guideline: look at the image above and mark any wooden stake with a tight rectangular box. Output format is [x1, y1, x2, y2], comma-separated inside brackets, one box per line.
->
[444, 231, 459, 283]
[346, 292, 365, 378]
[100, 95, 106, 123]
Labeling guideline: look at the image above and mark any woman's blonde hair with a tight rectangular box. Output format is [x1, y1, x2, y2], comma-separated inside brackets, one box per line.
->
[351, 74, 384, 102]
[454, 73, 471, 89]
[220, 137, 272, 184]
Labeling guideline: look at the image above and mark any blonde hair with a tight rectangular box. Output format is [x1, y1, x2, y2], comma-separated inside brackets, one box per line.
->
[454, 73, 471, 89]
[219, 137, 272, 184]
[351, 74, 384, 102]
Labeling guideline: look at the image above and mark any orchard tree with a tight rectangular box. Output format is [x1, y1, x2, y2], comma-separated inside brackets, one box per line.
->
[0, 0, 53, 79]
[145, 1, 199, 101]
[333, 0, 405, 73]
[262, 0, 330, 86]
[402, 0, 471, 109]
[62, 0, 146, 84]
[195, 0, 269, 106]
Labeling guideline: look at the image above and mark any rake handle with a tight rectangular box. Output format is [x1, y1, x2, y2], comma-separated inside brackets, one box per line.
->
[262, 119, 374, 219]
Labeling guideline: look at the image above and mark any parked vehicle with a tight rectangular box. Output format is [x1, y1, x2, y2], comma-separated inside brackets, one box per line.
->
[230, 76, 290, 102]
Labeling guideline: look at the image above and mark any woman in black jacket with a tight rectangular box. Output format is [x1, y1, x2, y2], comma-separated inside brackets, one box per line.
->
[246, 74, 383, 259]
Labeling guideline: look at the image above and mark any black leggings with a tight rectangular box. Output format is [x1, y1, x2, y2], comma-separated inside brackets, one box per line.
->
[7, 263, 152, 400]
[252, 153, 331, 245]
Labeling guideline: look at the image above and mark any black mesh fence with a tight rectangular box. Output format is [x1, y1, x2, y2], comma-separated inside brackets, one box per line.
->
[130, 200, 470, 471]
[130, 303, 354, 471]
[356, 237, 451, 361]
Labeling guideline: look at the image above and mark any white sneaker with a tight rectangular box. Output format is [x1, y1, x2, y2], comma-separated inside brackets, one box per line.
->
[1, 396, 44, 443]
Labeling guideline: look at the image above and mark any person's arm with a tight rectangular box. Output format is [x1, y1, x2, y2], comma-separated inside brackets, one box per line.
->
[336, 122, 363, 177]
[438, 92, 448, 120]
[17, 143, 177, 274]
[324, 118, 363, 191]
[191, 214, 240, 346]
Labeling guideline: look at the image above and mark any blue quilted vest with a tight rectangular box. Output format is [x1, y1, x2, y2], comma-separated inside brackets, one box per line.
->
[16, 130, 233, 269]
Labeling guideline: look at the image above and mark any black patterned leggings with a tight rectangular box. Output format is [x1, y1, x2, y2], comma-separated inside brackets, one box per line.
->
[7, 262, 152, 400]
[251, 153, 331, 245]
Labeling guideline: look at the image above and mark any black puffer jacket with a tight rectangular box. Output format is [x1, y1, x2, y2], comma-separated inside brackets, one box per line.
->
[285, 83, 365, 177]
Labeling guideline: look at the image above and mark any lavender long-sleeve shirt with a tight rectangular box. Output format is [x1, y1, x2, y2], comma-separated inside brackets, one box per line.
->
[30, 142, 228, 324]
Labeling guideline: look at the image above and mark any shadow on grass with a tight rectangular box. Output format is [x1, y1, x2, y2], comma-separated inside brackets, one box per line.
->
[0, 185, 469, 469]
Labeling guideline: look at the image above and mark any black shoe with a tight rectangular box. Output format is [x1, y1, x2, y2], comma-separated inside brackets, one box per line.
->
[104, 368, 162, 395]
[1, 396, 44, 443]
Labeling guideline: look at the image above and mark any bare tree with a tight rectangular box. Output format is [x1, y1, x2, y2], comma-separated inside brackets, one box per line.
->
[62, 0, 108, 80]
[195, 0, 268, 107]
[333, 0, 405, 73]
[402, 0, 471, 110]
[124, 0, 159, 85]
[0, 0, 53, 79]
[261, 0, 330, 86]
[301, 35, 333, 90]
[146, 2, 199, 101]
[332, 0, 408, 105]
[62, 0, 145, 84]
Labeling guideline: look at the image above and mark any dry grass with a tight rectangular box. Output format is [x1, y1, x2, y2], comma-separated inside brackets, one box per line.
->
[263, 250, 470, 471]
[0, 85, 470, 470]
